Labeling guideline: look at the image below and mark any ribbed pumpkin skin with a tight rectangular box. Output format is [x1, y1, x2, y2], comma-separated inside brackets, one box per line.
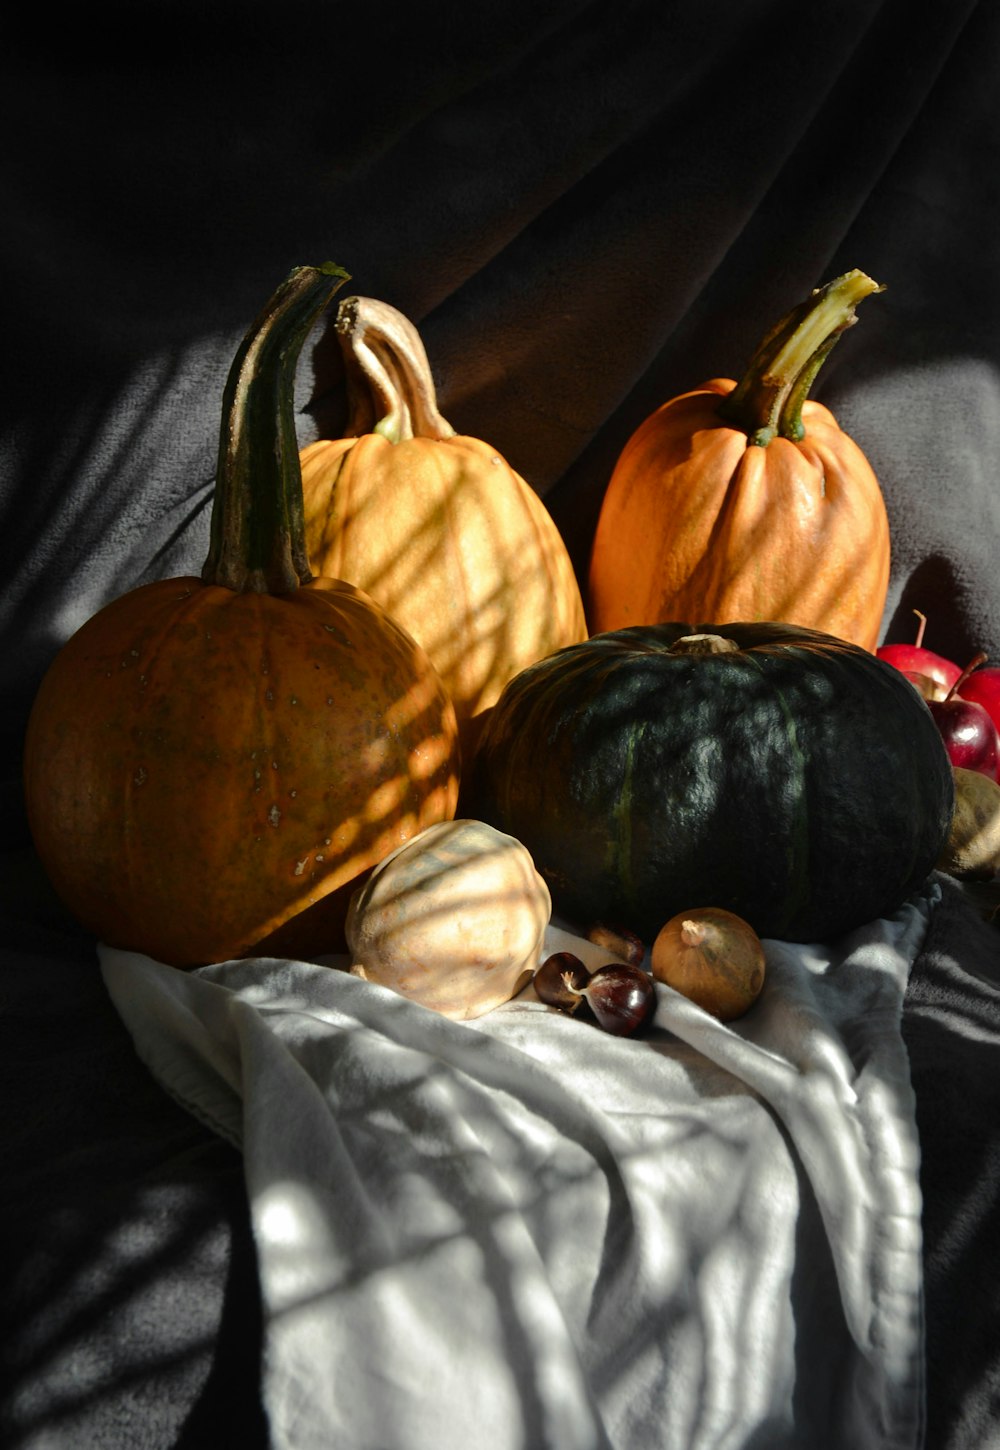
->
[301, 432, 588, 753]
[23, 575, 460, 967]
[470, 621, 954, 943]
[588, 380, 890, 651]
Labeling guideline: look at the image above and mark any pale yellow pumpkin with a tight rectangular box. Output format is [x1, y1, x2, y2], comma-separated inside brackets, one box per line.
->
[300, 297, 587, 757]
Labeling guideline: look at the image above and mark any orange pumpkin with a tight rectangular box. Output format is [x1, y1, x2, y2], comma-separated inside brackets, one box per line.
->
[22, 266, 460, 968]
[588, 270, 890, 651]
[299, 296, 587, 756]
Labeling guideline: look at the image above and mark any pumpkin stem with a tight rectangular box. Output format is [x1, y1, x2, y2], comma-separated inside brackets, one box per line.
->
[717, 269, 883, 447]
[671, 633, 740, 655]
[203, 262, 351, 593]
[336, 296, 455, 444]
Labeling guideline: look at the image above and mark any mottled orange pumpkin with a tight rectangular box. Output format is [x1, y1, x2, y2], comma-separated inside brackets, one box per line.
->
[22, 266, 460, 968]
[588, 270, 890, 651]
[300, 297, 587, 756]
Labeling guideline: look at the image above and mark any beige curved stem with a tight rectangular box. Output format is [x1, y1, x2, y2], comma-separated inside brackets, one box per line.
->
[336, 295, 455, 443]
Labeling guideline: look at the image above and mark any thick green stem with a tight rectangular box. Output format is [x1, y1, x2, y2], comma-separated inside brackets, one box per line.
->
[202, 262, 350, 593]
[716, 269, 883, 447]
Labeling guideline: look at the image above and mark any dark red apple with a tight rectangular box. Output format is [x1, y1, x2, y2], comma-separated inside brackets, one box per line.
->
[928, 653, 1000, 779]
[877, 609, 962, 699]
[957, 665, 1000, 736]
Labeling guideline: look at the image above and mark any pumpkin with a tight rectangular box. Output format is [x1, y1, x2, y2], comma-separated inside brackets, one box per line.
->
[588, 270, 891, 651]
[22, 265, 461, 968]
[299, 295, 588, 757]
[469, 621, 954, 944]
[346, 818, 551, 1019]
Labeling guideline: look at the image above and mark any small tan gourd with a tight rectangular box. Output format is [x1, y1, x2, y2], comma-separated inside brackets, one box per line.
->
[345, 818, 551, 1020]
[937, 767, 1000, 879]
[651, 906, 766, 1021]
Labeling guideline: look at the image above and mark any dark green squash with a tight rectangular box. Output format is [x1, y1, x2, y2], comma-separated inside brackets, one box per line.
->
[469, 622, 955, 943]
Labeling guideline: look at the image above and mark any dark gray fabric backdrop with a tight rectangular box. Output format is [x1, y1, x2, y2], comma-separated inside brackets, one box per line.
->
[2, 4, 999, 1447]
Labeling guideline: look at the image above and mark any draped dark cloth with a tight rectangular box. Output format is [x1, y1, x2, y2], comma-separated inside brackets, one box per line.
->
[2, 4, 998, 1446]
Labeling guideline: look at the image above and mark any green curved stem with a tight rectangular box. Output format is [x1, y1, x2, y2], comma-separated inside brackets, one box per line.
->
[716, 269, 883, 447]
[777, 325, 847, 442]
[202, 261, 350, 593]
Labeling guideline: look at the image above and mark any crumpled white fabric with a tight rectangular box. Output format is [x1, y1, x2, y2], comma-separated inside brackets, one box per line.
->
[100, 885, 936, 1450]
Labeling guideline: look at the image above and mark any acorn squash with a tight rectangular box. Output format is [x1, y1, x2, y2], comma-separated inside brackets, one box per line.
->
[346, 818, 551, 1019]
[469, 622, 954, 943]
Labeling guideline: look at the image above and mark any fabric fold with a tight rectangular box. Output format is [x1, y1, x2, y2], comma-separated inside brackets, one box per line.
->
[100, 885, 935, 1450]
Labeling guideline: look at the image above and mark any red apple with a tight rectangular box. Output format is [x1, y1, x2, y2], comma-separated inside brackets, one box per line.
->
[928, 653, 1000, 780]
[957, 665, 1000, 736]
[876, 609, 962, 699]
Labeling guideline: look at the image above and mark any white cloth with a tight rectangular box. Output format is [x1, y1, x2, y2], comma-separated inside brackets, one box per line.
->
[100, 886, 936, 1450]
